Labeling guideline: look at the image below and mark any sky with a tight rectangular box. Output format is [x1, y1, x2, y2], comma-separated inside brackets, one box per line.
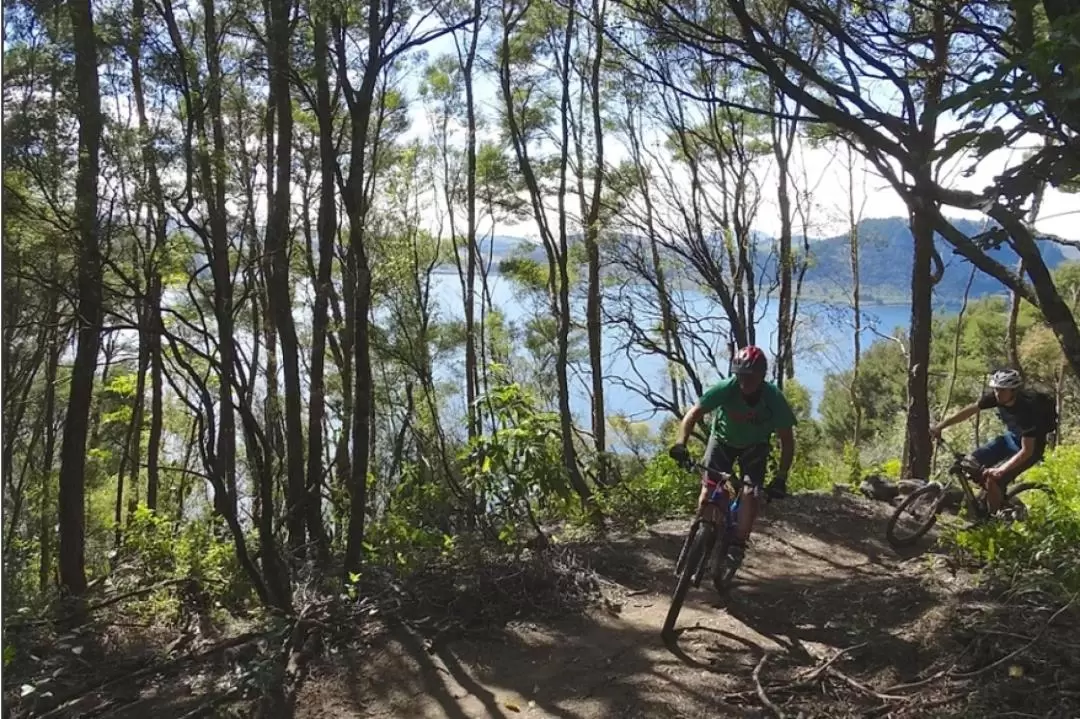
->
[397, 26, 1080, 248]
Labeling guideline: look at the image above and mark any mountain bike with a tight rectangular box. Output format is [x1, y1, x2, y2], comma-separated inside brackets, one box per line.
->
[662, 464, 758, 637]
[885, 437, 1055, 548]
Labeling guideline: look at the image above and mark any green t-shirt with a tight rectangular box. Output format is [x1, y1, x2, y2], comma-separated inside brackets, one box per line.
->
[698, 376, 797, 448]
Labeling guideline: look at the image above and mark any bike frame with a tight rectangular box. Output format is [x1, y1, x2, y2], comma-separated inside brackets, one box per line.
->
[676, 465, 745, 586]
[927, 437, 988, 515]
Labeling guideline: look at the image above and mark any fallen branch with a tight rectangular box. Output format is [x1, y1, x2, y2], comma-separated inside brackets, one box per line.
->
[753, 652, 785, 719]
[796, 642, 868, 683]
[175, 686, 246, 719]
[826, 667, 909, 702]
[949, 596, 1077, 680]
[4, 579, 199, 630]
[33, 631, 269, 719]
[882, 668, 950, 693]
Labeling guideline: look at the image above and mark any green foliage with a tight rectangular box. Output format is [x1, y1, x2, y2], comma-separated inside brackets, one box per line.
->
[820, 338, 908, 448]
[364, 463, 459, 572]
[944, 446, 1080, 594]
[842, 442, 862, 486]
[780, 379, 834, 492]
[500, 256, 550, 293]
[593, 455, 698, 529]
[119, 507, 248, 617]
[460, 384, 572, 544]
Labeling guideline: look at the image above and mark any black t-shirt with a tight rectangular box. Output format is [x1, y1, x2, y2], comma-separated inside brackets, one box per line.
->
[977, 389, 1056, 438]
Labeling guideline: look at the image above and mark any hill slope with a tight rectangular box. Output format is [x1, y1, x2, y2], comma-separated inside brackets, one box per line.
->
[479, 217, 1070, 302]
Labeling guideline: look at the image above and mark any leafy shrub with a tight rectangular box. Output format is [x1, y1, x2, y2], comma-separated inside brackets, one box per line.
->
[460, 383, 572, 545]
[120, 506, 247, 618]
[365, 464, 458, 572]
[593, 455, 698, 529]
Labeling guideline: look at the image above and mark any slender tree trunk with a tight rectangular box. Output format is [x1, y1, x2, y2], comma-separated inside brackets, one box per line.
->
[942, 266, 977, 417]
[335, 0, 384, 575]
[463, 0, 481, 442]
[129, 0, 166, 511]
[305, 10, 335, 559]
[58, 0, 103, 597]
[498, 0, 593, 508]
[1007, 258, 1023, 370]
[115, 343, 148, 547]
[774, 138, 794, 388]
[584, 0, 607, 486]
[266, 0, 307, 555]
[848, 146, 862, 446]
[39, 281, 62, 593]
[146, 274, 164, 511]
[906, 204, 934, 480]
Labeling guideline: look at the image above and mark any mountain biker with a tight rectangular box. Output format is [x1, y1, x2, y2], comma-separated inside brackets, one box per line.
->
[930, 368, 1057, 514]
[668, 345, 796, 573]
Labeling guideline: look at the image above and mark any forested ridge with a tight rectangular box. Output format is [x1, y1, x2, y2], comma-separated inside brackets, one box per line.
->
[3, 0, 1080, 714]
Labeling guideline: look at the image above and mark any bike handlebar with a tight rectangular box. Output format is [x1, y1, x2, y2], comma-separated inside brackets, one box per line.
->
[689, 461, 746, 489]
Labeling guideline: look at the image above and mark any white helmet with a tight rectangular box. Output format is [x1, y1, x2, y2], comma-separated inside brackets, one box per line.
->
[989, 369, 1023, 390]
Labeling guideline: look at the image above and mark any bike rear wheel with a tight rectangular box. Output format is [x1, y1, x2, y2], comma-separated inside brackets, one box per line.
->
[886, 483, 943, 548]
[663, 521, 715, 637]
[999, 482, 1056, 522]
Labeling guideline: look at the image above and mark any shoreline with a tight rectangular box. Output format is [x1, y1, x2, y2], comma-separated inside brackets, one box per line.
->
[429, 266, 997, 308]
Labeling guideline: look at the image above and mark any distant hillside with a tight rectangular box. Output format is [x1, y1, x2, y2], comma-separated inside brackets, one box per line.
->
[433, 235, 540, 274]
[793, 217, 1069, 301]
[471, 217, 1071, 302]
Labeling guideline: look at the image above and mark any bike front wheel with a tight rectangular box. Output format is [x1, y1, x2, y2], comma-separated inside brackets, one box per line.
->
[886, 483, 943, 548]
[663, 520, 715, 637]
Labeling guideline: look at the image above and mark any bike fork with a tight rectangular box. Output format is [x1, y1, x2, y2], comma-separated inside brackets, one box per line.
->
[675, 518, 700, 577]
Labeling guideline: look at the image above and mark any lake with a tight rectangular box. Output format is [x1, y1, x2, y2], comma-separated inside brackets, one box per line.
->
[427, 273, 942, 434]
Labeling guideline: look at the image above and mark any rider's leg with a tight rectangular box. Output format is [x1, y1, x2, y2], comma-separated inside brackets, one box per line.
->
[970, 435, 1014, 513]
[986, 434, 1044, 513]
[701, 434, 735, 508]
[734, 443, 771, 543]
[702, 437, 736, 572]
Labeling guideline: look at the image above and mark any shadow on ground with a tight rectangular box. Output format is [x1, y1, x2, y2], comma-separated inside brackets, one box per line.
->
[297, 492, 960, 718]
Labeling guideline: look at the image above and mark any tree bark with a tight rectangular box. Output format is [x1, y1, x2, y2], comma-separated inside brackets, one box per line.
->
[583, 0, 607, 485]
[58, 0, 104, 597]
[305, 8, 335, 560]
[266, 0, 307, 556]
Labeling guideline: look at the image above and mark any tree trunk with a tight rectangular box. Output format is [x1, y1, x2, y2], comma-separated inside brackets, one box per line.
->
[774, 136, 794, 388]
[58, 0, 103, 597]
[305, 9, 335, 559]
[847, 146, 862, 446]
[266, 0, 307, 555]
[580, 0, 607, 485]
[335, 0, 384, 576]
[905, 204, 934, 481]
[1007, 258, 1023, 370]
[498, 0, 593, 508]
[40, 280, 63, 594]
[146, 274, 164, 511]
[463, 0, 481, 442]
[128, 0, 166, 511]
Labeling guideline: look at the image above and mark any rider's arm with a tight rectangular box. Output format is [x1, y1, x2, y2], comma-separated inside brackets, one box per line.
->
[776, 426, 794, 477]
[676, 380, 731, 444]
[675, 404, 707, 445]
[935, 402, 981, 431]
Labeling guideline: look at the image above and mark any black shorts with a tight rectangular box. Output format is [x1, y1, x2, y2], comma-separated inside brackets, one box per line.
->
[702, 436, 771, 491]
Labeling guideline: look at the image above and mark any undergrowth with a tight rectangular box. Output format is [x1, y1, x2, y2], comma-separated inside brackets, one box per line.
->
[944, 445, 1080, 596]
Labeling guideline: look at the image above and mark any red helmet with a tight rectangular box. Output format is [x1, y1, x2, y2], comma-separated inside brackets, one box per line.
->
[732, 345, 768, 376]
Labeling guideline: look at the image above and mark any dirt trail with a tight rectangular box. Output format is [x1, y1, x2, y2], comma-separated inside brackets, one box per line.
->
[297, 490, 969, 718]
